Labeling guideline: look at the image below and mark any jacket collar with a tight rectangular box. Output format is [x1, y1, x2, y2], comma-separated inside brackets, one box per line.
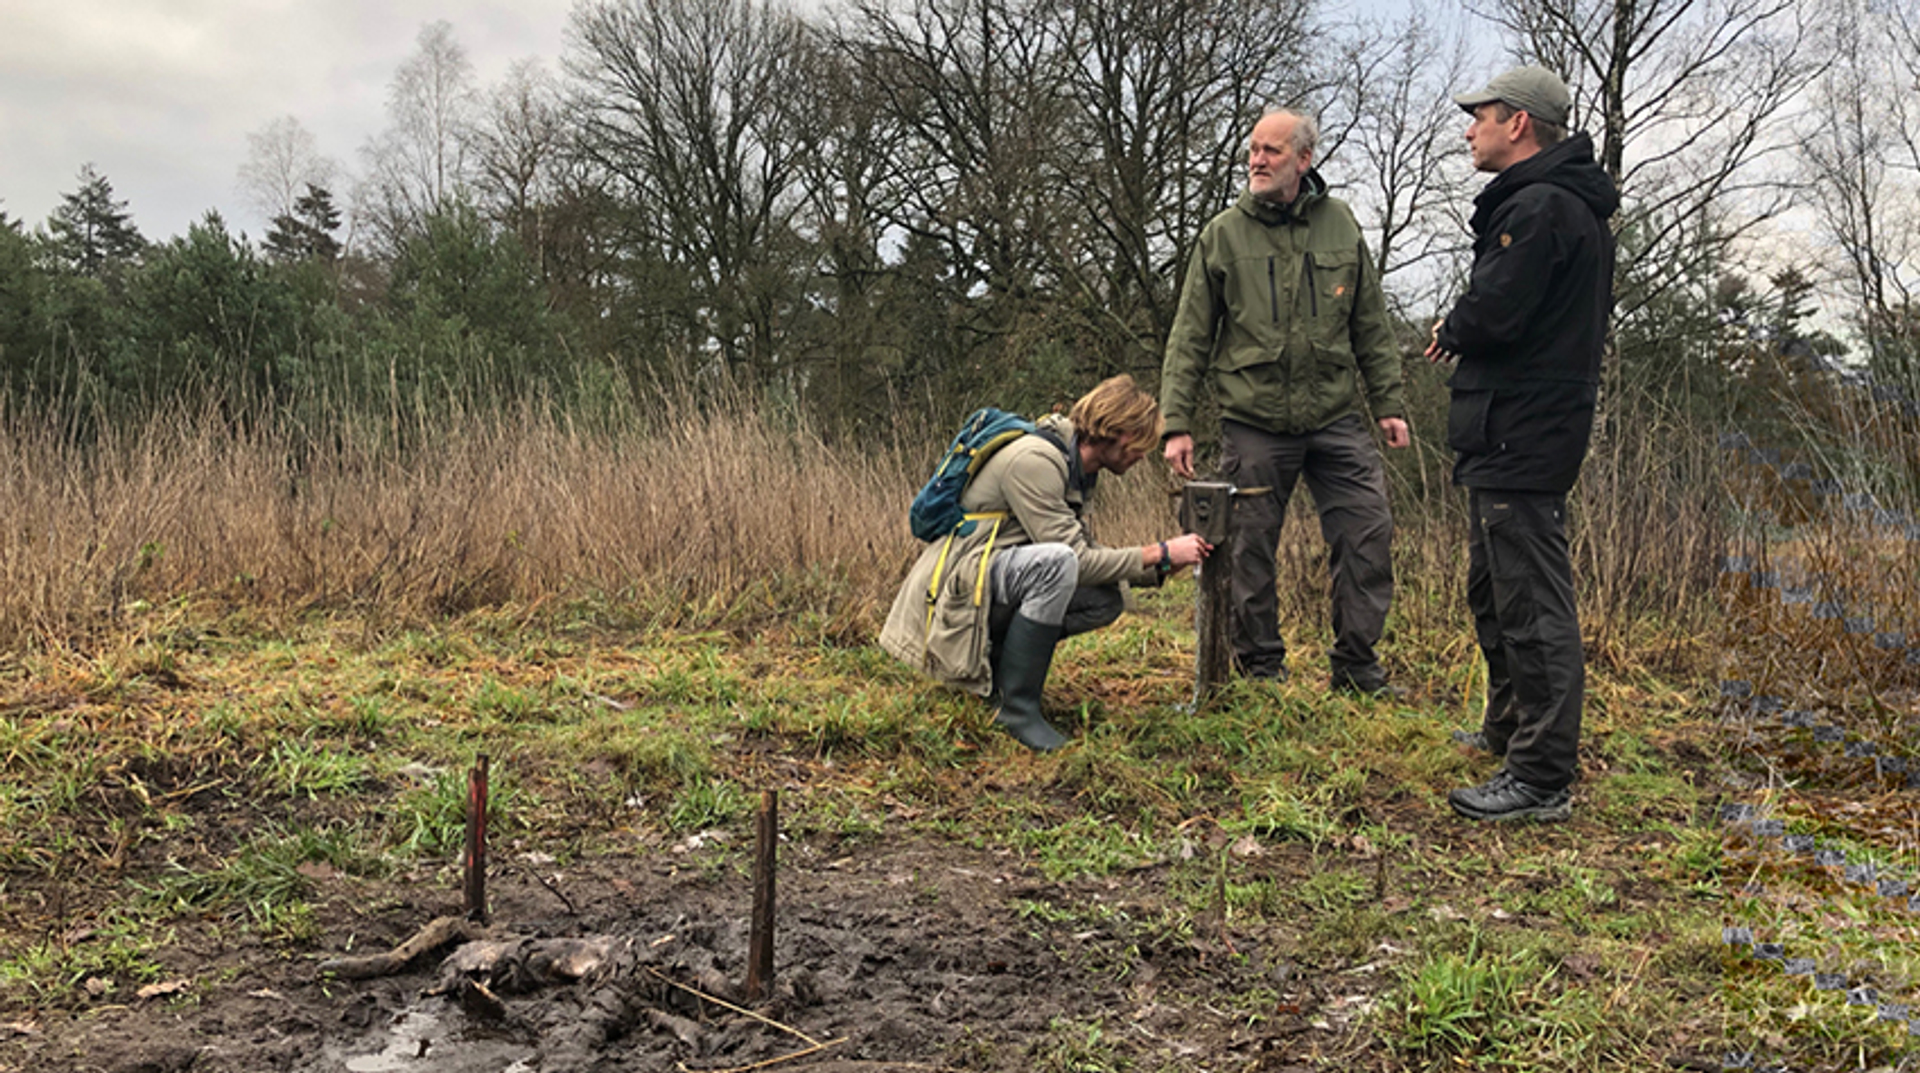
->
[1235, 168, 1329, 226]
[1471, 133, 1619, 233]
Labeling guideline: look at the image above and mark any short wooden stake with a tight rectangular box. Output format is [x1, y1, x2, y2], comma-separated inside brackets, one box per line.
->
[1180, 482, 1239, 709]
[746, 789, 777, 1001]
[464, 754, 490, 925]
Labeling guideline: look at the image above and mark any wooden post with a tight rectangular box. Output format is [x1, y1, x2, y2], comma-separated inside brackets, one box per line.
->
[746, 789, 778, 1002]
[464, 754, 489, 926]
[1181, 483, 1237, 709]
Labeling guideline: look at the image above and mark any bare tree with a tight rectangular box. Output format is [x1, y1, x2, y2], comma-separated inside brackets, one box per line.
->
[836, 0, 1077, 315]
[469, 59, 571, 256]
[236, 116, 338, 224]
[1318, 9, 1477, 319]
[783, 27, 916, 417]
[569, 0, 809, 378]
[1050, 0, 1319, 367]
[1472, 0, 1822, 323]
[358, 20, 481, 250]
[1799, 0, 1920, 387]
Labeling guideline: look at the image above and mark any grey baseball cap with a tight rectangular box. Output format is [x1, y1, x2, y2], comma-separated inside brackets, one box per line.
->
[1453, 65, 1571, 127]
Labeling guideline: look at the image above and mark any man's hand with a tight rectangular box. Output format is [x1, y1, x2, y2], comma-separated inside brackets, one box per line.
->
[1163, 433, 1196, 479]
[1164, 532, 1211, 570]
[1378, 417, 1410, 449]
[1424, 318, 1458, 364]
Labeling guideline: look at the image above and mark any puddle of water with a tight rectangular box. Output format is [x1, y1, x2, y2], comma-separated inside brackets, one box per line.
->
[326, 1005, 535, 1073]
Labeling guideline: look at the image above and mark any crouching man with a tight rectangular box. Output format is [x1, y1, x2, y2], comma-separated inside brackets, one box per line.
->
[881, 375, 1211, 750]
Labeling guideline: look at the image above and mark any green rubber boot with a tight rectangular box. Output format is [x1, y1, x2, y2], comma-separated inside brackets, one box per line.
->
[991, 614, 1067, 751]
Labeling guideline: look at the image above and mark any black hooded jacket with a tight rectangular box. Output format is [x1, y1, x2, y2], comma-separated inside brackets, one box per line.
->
[1436, 133, 1619, 492]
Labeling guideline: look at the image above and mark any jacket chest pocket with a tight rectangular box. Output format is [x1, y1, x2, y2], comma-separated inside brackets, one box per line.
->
[1308, 249, 1359, 319]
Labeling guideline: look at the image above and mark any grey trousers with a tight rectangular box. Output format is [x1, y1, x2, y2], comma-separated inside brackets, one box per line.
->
[987, 543, 1125, 640]
[1467, 489, 1583, 791]
[1220, 414, 1395, 676]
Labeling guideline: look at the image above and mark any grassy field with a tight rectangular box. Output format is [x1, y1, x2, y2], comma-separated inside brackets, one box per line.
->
[0, 380, 1805, 1070]
[0, 565, 1730, 1070]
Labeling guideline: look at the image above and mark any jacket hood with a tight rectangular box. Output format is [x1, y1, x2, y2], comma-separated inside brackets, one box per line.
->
[1472, 134, 1618, 233]
[1235, 168, 1329, 225]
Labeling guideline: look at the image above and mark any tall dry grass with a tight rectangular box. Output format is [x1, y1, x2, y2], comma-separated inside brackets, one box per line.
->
[1111, 386, 1723, 679]
[0, 379, 1721, 664]
[0, 383, 925, 651]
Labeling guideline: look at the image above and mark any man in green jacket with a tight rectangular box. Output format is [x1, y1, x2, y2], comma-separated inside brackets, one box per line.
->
[1161, 109, 1409, 694]
[881, 376, 1211, 750]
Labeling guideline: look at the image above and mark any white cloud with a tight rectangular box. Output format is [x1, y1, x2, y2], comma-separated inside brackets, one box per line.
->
[0, 1, 573, 238]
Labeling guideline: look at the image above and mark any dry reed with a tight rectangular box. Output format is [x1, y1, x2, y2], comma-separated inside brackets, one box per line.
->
[0, 380, 1722, 663]
[0, 384, 923, 651]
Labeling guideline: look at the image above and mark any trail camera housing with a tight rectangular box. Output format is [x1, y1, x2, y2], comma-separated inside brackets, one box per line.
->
[1179, 481, 1236, 545]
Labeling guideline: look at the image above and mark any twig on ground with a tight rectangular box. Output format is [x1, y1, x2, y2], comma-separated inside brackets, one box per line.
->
[317, 915, 487, 980]
[645, 967, 818, 1046]
[674, 1036, 848, 1073]
[1603, 945, 1656, 1016]
[516, 862, 578, 915]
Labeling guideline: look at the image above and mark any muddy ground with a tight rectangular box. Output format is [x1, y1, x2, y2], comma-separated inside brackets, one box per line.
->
[0, 828, 1369, 1073]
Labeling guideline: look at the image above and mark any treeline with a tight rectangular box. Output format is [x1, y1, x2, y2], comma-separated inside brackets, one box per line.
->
[4, 0, 1919, 534]
[2, 0, 1882, 428]
[9, 0, 1920, 652]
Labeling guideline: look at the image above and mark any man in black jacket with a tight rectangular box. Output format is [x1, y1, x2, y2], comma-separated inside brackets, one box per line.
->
[1425, 66, 1619, 821]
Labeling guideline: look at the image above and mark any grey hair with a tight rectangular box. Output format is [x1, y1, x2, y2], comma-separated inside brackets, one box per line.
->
[1259, 107, 1319, 155]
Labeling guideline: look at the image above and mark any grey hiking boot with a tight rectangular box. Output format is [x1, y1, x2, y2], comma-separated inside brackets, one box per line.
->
[1448, 770, 1571, 822]
[1451, 729, 1504, 756]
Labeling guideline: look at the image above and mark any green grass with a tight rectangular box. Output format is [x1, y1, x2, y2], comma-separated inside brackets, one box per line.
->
[0, 909, 170, 1004]
[142, 823, 384, 941]
[0, 579, 1722, 1069]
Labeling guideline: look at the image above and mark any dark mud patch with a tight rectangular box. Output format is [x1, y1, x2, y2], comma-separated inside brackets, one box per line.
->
[2, 837, 1344, 1073]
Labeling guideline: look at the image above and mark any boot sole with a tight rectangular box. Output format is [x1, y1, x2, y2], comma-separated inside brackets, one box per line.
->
[1448, 796, 1571, 822]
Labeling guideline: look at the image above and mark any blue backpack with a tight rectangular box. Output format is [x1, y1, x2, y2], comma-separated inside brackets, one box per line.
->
[909, 408, 1036, 541]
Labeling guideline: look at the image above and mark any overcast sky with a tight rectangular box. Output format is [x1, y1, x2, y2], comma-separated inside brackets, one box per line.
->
[0, 0, 578, 241]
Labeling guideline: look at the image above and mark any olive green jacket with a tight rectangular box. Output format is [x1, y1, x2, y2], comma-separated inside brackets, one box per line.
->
[1160, 174, 1405, 438]
[880, 415, 1156, 696]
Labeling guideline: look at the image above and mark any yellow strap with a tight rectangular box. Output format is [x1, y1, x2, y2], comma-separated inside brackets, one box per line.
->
[922, 511, 1010, 631]
[972, 515, 1004, 606]
[925, 533, 958, 630]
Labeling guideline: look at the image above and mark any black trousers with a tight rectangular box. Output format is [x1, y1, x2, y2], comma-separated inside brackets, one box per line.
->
[1221, 415, 1395, 676]
[1467, 488, 1583, 791]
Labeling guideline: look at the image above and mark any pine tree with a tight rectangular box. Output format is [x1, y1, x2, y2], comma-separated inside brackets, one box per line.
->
[265, 183, 344, 262]
[46, 164, 145, 277]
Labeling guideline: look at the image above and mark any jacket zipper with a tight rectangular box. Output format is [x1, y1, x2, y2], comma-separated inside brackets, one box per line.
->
[1268, 256, 1278, 323]
[1304, 252, 1317, 317]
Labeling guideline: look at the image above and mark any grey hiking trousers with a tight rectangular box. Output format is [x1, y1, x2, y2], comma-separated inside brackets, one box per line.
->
[987, 543, 1126, 639]
[1220, 414, 1394, 678]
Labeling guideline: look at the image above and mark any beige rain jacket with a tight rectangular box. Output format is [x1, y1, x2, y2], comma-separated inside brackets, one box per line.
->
[880, 414, 1157, 696]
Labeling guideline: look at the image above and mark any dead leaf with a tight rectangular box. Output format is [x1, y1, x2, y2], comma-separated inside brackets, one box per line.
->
[296, 861, 336, 880]
[83, 977, 112, 997]
[1562, 953, 1600, 980]
[137, 979, 191, 1000]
